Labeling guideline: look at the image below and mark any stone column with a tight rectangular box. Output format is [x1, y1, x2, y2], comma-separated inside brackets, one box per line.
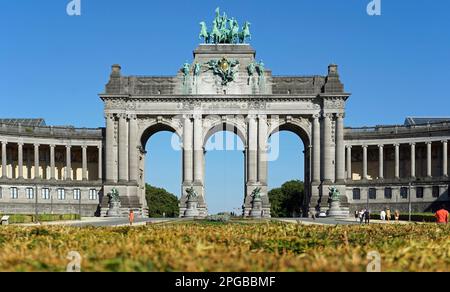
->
[247, 115, 257, 183]
[129, 115, 138, 183]
[378, 145, 384, 179]
[65, 145, 71, 180]
[18, 143, 24, 179]
[443, 140, 448, 177]
[335, 114, 345, 182]
[97, 145, 103, 180]
[257, 115, 268, 184]
[322, 113, 333, 183]
[82, 145, 88, 181]
[346, 145, 352, 180]
[50, 144, 56, 180]
[410, 143, 416, 178]
[193, 115, 203, 183]
[34, 144, 40, 179]
[312, 115, 321, 183]
[426, 141, 432, 177]
[394, 144, 400, 179]
[105, 114, 116, 182]
[362, 145, 368, 180]
[118, 114, 129, 182]
[1, 141, 7, 178]
[183, 115, 193, 183]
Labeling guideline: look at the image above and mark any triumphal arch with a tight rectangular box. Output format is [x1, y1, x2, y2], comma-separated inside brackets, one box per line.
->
[99, 8, 350, 217]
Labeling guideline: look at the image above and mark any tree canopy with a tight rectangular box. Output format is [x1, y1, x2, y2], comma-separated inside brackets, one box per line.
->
[268, 180, 304, 218]
[145, 184, 179, 218]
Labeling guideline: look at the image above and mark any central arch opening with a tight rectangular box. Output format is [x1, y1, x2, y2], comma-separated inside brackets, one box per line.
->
[268, 122, 310, 218]
[204, 123, 246, 215]
[142, 124, 182, 218]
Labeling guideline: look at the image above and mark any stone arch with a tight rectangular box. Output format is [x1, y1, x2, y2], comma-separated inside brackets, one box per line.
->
[138, 119, 182, 149]
[268, 118, 311, 146]
[203, 118, 247, 148]
[267, 117, 312, 216]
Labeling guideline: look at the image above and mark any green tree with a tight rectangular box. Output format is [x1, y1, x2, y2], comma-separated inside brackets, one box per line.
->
[145, 184, 179, 218]
[268, 180, 304, 218]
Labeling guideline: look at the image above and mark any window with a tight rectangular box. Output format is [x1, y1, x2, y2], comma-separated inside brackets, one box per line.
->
[89, 189, 98, 201]
[57, 189, 66, 200]
[73, 189, 81, 201]
[26, 188, 34, 200]
[416, 187, 424, 199]
[353, 188, 361, 200]
[42, 188, 50, 200]
[432, 186, 440, 198]
[400, 187, 408, 199]
[369, 188, 377, 200]
[384, 188, 393, 200]
[10, 187, 18, 199]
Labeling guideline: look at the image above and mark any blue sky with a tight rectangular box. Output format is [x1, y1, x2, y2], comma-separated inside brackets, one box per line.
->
[1, 1, 449, 213]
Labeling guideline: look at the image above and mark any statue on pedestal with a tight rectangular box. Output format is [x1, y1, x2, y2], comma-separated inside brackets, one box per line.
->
[184, 187, 200, 218]
[107, 188, 121, 217]
[250, 187, 263, 218]
[327, 186, 347, 218]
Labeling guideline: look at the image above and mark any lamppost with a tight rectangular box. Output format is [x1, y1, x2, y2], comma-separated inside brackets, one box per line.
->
[34, 184, 38, 223]
[408, 181, 412, 222]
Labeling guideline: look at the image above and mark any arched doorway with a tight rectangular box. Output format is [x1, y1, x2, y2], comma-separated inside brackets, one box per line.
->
[268, 121, 311, 217]
[203, 122, 247, 216]
[140, 123, 182, 217]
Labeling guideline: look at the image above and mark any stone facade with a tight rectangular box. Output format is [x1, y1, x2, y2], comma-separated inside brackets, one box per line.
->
[0, 44, 449, 217]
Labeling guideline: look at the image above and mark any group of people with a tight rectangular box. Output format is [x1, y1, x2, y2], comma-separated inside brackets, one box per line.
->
[355, 209, 371, 224]
[354, 208, 401, 224]
[354, 205, 449, 224]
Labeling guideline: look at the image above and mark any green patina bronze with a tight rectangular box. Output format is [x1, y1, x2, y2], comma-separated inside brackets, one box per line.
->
[199, 7, 251, 44]
[206, 57, 240, 85]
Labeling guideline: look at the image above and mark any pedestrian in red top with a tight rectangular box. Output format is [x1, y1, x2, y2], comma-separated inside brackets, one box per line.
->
[435, 205, 449, 224]
[129, 210, 135, 226]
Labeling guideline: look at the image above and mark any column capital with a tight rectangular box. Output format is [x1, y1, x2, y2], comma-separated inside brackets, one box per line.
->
[409, 142, 416, 146]
[81, 145, 88, 150]
[323, 113, 333, 119]
[441, 140, 448, 144]
[17, 142, 24, 147]
[247, 114, 257, 120]
[33, 143, 40, 148]
[257, 114, 267, 120]
[66, 144, 72, 149]
[1, 141, 7, 145]
[393, 143, 400, 147]
[378, 144, 384, 149]
[336, 113, 345, 119]
[362, 144, 368, 149]
[50, 144, 56, 148]
[183, 114, 193, 120]
[346, 145, 352, 149]
[312, 113, 321, 120]
[193, 114, 202, 120]
[425, 141, 432, 145]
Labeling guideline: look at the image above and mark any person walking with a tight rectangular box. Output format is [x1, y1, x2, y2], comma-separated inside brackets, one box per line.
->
[364, 209, 371, 224]
[386, 208, 391, 222]
[435, 205, 449, 224]
[359, 209, 365, 224]
[129, 209, 135, 226]
[355, 210, 359, 222]
[380, 209, 386, 221]
[394, 210, 400, 222]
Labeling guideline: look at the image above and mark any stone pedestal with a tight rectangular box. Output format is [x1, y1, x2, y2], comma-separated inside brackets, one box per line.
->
[327, 199, 349, 218]
[107, 201, 121, 217]
[250, 197, 263, 218]
[184, 200, 200, 218]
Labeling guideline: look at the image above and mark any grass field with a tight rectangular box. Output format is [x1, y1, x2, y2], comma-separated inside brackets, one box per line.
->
[0, 221, 448, 272]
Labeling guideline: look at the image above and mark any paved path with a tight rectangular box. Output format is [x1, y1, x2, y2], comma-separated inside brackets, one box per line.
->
[17, 217, 180, 227]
